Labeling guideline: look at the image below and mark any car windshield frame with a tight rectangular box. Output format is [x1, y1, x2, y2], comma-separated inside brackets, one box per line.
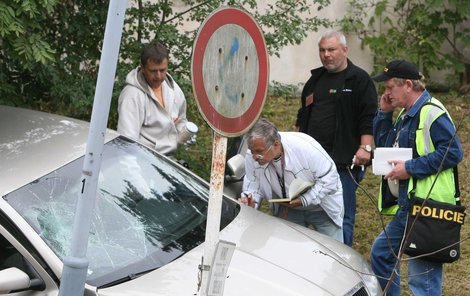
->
[4, 137, 239, 287]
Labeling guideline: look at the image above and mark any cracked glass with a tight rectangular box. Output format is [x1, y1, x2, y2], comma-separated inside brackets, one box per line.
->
[4, 137, 238, 287]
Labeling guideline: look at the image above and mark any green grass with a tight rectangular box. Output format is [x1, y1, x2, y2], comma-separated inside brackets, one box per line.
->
[179, 93, 470, 295]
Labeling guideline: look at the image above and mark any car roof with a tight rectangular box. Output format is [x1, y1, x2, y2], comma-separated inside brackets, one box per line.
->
[0, 105, 119, 196]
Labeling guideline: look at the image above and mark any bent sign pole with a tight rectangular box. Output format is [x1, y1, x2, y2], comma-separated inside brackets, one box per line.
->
[191, 6, 268, 295]
[58, 2, 126, 295]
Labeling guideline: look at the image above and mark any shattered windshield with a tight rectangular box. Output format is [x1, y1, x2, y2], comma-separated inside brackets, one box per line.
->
[4, 137, 238, 287]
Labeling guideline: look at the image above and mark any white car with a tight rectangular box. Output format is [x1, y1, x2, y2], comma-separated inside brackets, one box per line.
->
[0, 106, 381, 295]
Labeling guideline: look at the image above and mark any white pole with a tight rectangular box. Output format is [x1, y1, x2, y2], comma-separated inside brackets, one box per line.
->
[58, 1, 126, 295]
[199, 132, 227, 295]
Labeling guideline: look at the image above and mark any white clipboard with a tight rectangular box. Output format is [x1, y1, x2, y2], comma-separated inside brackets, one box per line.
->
[372, 147, 413, 175]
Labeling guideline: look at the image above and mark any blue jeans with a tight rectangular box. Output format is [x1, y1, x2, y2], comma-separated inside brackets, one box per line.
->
[338, 167, 365, 246]
[278, 208, 343, 243]
[371, 208, 443, 296]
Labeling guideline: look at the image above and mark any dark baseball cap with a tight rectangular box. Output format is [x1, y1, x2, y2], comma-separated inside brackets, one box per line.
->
[372, 59, 422, 81]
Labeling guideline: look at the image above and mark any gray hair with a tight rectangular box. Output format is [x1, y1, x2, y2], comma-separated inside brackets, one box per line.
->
[318, 30, 347, 47]
[393, 76, 426, 92]
[246, 118, 281, 148]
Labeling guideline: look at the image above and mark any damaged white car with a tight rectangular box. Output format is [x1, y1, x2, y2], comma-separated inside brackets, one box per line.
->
[0, 106, 381, 295]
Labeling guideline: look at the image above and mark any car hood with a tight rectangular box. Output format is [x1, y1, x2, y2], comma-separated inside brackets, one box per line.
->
[0, 106, 118, 196]
[98, 206, 375, 296]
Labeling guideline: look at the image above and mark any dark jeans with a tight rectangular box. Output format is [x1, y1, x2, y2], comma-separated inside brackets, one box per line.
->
[338, 167, 365, 246]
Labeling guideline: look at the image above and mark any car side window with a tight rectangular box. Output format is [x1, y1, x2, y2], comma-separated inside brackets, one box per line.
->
[0, 234, 27, 271]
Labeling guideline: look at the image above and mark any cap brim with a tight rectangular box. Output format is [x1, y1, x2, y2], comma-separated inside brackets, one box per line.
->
[371, 73, 390, 82]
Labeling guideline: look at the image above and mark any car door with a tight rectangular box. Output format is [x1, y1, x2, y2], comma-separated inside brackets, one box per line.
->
[0, 213, 59, 296]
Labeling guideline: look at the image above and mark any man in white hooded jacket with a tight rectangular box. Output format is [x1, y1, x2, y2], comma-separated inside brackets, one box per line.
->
[118, 43, 188, 156]
[240, 119, 344, 242]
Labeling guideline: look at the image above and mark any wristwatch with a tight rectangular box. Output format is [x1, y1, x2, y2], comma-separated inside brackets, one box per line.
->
[360, 144, 372, 153]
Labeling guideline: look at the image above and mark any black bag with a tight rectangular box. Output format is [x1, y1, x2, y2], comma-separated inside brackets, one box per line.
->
[403, 101, 466, 263]
[404, 197, 466, 263]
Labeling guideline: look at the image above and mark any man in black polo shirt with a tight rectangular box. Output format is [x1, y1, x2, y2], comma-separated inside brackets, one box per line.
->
[296, 30, 378, 246]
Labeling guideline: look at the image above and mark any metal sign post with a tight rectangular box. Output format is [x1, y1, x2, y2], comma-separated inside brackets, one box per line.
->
[58, 1, 126, 295]
[191, 7, 268, 295]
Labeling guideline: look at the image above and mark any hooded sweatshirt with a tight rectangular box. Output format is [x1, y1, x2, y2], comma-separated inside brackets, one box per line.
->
[117, 67, 187, 155]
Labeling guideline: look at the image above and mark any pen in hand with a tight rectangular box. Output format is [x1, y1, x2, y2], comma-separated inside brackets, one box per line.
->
[350, 155, 365, 171]
[240, 192, 256, 208]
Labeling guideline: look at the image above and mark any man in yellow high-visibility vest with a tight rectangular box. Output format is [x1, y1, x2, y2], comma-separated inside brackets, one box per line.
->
[370, 59, 463, 296]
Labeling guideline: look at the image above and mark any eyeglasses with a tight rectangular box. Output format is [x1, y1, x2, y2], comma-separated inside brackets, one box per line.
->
[252, 144, 273, 160]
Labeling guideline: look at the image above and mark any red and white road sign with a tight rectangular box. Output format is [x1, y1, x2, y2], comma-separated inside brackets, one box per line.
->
[191, 7, 269, 137]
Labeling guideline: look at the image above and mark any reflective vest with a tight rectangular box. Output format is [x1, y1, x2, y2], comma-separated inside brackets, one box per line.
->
[378, 98, 458, 215]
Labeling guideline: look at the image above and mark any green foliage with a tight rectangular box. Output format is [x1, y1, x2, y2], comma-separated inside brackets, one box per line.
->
[1, 0, 331, 125]
[0, 0, 57, 69]
[268, 81, 302, 99]
[0, 0, 58, 105]
[0, 0, 108, 117]
[338, 0, 470, 88]
[0, 3, 23, 37]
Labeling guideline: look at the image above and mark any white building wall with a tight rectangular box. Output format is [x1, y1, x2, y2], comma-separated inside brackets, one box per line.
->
[169, 0, 373, 85]
[171, 1, 460, 85]
[267, 1, 374, 85]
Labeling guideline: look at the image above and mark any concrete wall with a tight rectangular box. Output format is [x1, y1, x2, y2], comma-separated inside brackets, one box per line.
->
[267, 1, 374, 85]
[169, 0, 373, 85]
[265, 2, 469, 86]
[270, 31, 374, 85]
[171, 1, 467, 85]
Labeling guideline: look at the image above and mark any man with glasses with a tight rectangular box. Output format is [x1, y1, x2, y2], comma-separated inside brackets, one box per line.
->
[240, 119, 344, 242]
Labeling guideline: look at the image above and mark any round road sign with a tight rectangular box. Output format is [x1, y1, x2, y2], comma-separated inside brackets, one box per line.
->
[191, 7, 269, 137]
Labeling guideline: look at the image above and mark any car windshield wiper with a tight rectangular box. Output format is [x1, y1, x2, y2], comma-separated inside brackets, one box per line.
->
[98, 267, 158, 289]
